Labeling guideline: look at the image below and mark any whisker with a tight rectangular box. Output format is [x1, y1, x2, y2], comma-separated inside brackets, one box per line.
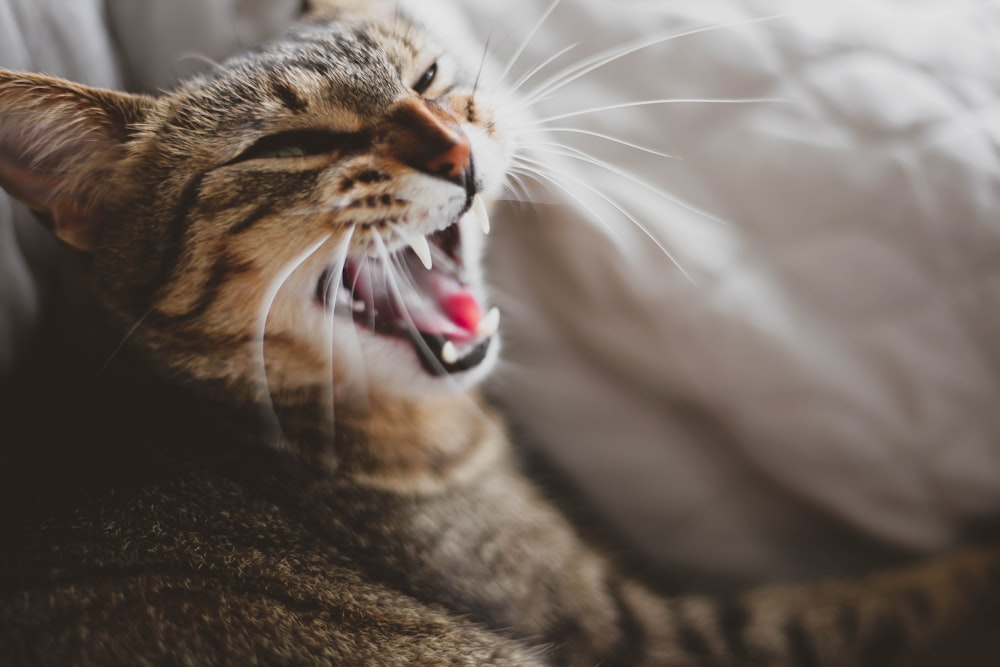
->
[499, 169, 547, 206]
[512, 156, 695, 283]
[254, 235, 332, 443]
[279, 199, 354, 219]
[100, 307, 155, 371]
[471, 30, 493, 99]
[496, 0, 564, 85]
[526, 96, 788, 126]
[175, 52, 225, 71]
[516, 141, 727, 226]
[515, 13, 789, 110]
[517, 126, 679, 160]
[508, 42, 580, 96]
[319, 230, 355, 433]
[340, 249, 374, 404]
[507, 163, 627, 254]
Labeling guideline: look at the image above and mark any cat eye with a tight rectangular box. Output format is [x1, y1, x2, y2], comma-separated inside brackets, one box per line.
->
[413, 62, 438, 95]
[230, 129, 354, 163]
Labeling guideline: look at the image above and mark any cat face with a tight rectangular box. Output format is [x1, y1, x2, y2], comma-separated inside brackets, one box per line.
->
[0, 7, 512, 410]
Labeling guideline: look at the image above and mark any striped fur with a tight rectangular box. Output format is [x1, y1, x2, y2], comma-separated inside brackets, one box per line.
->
[0, 2, 997, 665]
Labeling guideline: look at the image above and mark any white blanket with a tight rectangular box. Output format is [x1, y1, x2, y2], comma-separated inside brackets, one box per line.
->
[473, 0, 1000, 585]
[2, 0, 998, 587]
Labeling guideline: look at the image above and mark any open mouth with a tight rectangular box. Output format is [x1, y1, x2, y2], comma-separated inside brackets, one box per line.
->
[316, 196, 497, 376]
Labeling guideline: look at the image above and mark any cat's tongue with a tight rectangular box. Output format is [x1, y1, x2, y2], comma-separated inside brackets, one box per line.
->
[399, 263, 481, 339]
[350, 258, 481, 342]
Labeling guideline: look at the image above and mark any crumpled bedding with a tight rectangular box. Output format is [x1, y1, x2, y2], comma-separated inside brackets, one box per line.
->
[2, 0, 999, 587]
[475, 0, 1000, 585]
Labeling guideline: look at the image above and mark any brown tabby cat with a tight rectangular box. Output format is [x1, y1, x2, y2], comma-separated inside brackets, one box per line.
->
[0, 1, 997, 665]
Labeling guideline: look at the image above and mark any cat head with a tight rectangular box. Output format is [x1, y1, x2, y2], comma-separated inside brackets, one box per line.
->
[0, 4, 513, 413]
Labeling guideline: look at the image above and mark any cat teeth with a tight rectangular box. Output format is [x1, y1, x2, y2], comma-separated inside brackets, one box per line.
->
[408, 235, 433, 270]
[471, 194, 490, 235]
[478, 306, 501, 338]
[351, 299, 366, 313]
[441, 341, 458, 365]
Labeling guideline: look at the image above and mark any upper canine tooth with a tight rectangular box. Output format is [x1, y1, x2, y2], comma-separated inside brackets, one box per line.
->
[472, 195, 491, 235]
[408, 235, 433, 270]
[478, 306, 500, 338]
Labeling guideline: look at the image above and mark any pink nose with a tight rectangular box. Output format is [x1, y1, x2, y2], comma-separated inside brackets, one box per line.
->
[424, 134, 471, 182]
[386, 98, 472, 186]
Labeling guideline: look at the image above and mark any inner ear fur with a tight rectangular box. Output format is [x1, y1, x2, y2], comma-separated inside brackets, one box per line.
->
[0, 69, 154, 250]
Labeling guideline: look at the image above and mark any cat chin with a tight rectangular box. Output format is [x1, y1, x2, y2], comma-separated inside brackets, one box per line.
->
[331, 318, 501, 399]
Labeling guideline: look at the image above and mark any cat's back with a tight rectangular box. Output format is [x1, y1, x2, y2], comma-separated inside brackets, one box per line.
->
[0, 349, 540, 666]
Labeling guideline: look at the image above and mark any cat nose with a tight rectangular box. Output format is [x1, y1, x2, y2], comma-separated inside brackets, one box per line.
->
[386, 98, 472, 188]
[424, 136, 471, 184]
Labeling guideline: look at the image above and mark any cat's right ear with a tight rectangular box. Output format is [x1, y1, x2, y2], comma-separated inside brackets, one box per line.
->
[0, 69, 154, 251]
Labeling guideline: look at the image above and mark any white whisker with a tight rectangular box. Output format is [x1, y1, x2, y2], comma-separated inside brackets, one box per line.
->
[508, 42, 580, 96]
[319, 230, 355, 433]
[254, 235, 332, 442]
[496, 0, 564, 85]
[499, 169, 548, 206]
[527, 97, 788, 126]
[517, 126, 679, 160]
[517, 141, 728, 227]
[507, 163, 627, 255]
[515, 13, 789, 110]
[512, 155, 695, 283]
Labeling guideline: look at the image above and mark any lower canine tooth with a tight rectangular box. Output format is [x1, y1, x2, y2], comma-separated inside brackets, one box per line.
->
[441, 341, 458, 364]
[478, 306, 500, 338]
[472, 194, 491, 235]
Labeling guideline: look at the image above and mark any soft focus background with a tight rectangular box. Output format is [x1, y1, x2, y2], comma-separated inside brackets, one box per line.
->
[2, 0, 999, 590]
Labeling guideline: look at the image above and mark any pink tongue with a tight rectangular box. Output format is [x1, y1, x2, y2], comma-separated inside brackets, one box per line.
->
[442, 292, 480, 333]
[411, 267, 481, 337]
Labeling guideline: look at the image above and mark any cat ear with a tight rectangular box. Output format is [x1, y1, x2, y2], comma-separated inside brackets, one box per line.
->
[0, 70, 154, 250]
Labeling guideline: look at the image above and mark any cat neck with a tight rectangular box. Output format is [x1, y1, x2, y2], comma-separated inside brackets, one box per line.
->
[325, 390, 510, 495]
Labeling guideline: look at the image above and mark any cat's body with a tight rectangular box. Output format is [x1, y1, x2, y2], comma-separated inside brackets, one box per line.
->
[0, 2, 998, 665]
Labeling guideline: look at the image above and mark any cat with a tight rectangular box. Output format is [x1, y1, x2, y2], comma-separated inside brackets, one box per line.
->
[0, 0, 998, 665]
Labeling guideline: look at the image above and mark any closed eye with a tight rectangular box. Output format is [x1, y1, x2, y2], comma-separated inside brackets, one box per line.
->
[230, 129, 367, 163]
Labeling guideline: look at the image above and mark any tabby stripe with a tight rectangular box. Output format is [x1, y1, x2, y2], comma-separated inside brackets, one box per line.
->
[603, 580, 646, 667]
[228, 204, 275, 236]
[133, 173, 205, 309]
[715, 599, 751, 661]
[164, 252, 254, 324]
[783, 617, 819, 667]
[290, 58, 331, 77]
[674, 606, 713, 658]
[272, 80, 308, 113]
[859, 613, 904, 667]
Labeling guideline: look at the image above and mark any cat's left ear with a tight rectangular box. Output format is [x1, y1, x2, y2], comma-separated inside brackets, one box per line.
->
[0, 69, 154, 250]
